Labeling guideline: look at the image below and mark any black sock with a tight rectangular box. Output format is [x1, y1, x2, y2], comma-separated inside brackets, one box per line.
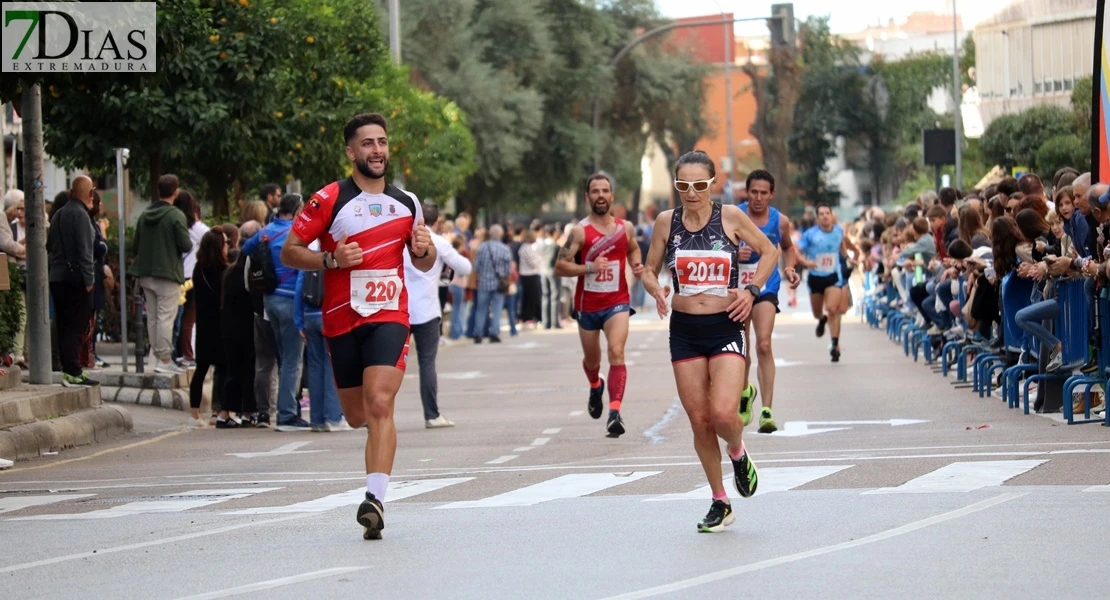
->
[832, 337, 839, 348]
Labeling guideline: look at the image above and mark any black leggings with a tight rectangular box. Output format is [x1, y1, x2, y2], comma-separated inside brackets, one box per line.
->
[190, 362, 228, 410]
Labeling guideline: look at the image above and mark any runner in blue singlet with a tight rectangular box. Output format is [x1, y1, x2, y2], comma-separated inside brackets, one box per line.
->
[796, 204, 860, 362]
[737, 170, 799, 433]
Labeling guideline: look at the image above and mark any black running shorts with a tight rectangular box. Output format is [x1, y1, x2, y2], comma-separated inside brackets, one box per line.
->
[754, 292, 781, 314]
[326, 322, 410, 389]
[808, 273, 839, 295]
[669, 311, 748, 364]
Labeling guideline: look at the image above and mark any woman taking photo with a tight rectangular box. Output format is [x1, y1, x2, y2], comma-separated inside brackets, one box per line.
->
[189, 229, 233, 428]
[641, 150, 779, 533]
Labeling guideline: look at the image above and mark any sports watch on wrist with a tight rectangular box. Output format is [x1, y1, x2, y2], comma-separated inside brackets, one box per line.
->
[744, 284, 761, 298]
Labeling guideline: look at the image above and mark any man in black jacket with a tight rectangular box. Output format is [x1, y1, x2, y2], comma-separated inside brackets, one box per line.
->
[47, 176, 98, 387]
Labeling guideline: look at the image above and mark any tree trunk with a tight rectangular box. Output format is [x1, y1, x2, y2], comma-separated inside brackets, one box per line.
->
[742, 43, 801, 212]
[202, 164, 237, 219]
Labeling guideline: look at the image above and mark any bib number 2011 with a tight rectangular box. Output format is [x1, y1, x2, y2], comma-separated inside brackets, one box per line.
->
[685, 261, 726, 283]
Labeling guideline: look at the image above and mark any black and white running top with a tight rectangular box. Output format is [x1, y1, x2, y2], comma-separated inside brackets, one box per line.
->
[665, 204, 740, 298]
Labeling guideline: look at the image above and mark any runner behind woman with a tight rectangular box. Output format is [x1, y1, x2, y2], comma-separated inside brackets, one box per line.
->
[555, 173, 644, 437]
[641, 150, 779, 533]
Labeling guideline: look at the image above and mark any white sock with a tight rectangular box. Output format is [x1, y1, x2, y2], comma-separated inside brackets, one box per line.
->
[366, 473, 389, 502]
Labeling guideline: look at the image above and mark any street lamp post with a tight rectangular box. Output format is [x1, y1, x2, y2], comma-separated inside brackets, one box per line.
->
[952, 0, 963, 189]
[706, 0, 734, 201]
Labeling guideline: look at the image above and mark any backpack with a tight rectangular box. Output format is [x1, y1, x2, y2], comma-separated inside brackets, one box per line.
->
[247, 235, 279, 294]
[302, 270, 325, 308]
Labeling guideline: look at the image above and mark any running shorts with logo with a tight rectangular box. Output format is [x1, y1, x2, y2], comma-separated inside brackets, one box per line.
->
[739, 203, 782, 312]
[573, 218, 631, 330]
[670, 312, 748, 363]
[292, 177, 424, 385]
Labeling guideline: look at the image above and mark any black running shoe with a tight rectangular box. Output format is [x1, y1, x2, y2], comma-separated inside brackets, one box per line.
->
[606, 411, 625, 438]
[697, 499, 735, 533]
[830, 346, 840, 363]
[816, 315, 828, 338]
[731, 445, 759, 498]
[357, 492, 385, 540]
[588, 378, 605, 419]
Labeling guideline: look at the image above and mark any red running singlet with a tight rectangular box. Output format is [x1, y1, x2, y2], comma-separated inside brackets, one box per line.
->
[573, 218, 630, 313]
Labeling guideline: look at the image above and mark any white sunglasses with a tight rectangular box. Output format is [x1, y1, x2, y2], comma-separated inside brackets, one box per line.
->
[674, 177, 715, 193]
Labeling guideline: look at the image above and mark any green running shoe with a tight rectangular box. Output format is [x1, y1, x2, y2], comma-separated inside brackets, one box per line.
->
[739, 384, 757, 426]
[731, 443, 759, 498]
[758, 407, 777, 434]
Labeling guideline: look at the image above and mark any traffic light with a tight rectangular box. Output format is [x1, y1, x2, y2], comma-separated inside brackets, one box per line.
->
[770, 3, 795, 50]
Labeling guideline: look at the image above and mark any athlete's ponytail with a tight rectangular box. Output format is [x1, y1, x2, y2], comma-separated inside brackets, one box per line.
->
[674, 150, 716, 179]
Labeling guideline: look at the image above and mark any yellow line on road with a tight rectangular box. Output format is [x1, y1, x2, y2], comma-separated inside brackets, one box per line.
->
[0, 429, 188, 474]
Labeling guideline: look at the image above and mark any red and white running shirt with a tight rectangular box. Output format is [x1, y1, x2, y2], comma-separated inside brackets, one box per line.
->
[292, 177, 423, 337]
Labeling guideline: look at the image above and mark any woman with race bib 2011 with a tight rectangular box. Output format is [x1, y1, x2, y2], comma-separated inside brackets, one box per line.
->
[641, 150, 779, 533]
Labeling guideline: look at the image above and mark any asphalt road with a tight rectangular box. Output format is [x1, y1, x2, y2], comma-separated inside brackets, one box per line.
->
[2, 297, 1109, 599]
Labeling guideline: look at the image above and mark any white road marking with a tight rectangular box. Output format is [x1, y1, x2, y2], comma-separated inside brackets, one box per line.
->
[510, 342, 547, 349]
[513, 447, 537, 452]
[0, 512, 317, 574]
[542, 428, 562, 435]
[773, 358, 806, 368]
[229, 478, 473, 515]
[0, 494, 94, 514]
[624, 361, 636, 367]
[486, 455, 518, 465]
[767, 422, 851, 437]
[864, 460, 1048, 494]
[439, 371, 486, 380]
[11, 488, 280, 520]
[643, 397, 682, 444]
[227, 442, 323, 459]
[1083, 485, 1110, 492]
[569, 411, 585, 417]
[768, 419, 929, 437]
[602, 493, 1027, 599]
[437, 472, 661, 509]
[628, 351, 642, 358]
[644, 466, 852, 501]
[530, 437, 551, 446]
[172, 567, 369, 600]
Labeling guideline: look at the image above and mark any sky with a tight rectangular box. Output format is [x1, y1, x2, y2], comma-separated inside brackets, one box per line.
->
[654, 0, 1013, 37]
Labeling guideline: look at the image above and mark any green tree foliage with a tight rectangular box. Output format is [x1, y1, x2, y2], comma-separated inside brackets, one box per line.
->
[395, 0, 706, 217]
[4, 0, 476, 217]
[981, 104, 1075, 171]
[1036, 134, 1089, 179]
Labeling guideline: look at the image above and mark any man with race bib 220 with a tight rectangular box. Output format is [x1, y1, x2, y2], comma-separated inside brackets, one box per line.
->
[556, 172, 643, 438]
[281, 113, 435, 541]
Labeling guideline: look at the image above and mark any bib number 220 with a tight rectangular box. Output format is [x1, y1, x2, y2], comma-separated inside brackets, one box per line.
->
[350, 269, 402, 317]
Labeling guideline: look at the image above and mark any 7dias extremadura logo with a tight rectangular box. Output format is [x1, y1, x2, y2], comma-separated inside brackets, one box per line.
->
[3, 2, 156, 73]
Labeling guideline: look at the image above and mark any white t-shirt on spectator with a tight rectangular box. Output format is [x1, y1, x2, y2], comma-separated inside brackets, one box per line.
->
[404, 232, 473, 326]
[183, 221, 210, 279]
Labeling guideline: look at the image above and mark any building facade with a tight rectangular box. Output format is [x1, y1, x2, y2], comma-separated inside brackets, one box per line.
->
[974, 0, 1097, 127]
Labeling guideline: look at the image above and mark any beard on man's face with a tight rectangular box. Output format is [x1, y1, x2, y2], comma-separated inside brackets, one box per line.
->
[591, 200, 610, 215]
[356, 155, 389, 180]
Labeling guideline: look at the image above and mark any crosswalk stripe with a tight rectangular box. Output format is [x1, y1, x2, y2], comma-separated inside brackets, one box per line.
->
[436, 472, 662, 509]
[644, 466, 852, 502]
[0, 494, 95, 514]
[10, 488, 281, 520]
[862, 460, 1047, 494]
[229, 477, 473, 515]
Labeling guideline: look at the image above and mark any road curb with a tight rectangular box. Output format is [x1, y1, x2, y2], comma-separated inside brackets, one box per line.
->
[0, 404, 133, 461]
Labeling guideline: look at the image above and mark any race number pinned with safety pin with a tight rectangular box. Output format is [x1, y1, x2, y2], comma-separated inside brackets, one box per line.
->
[350, 269, 402, 316]
[736, 263, 759, 288]
[584, 261, 620, 293]
[815, 252, 838, 272]
[674, 249, 731, 297]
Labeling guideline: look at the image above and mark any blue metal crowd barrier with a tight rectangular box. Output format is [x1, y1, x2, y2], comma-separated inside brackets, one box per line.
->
[1021, 280, 1092, 414]
[1062, 294, 1108, 424]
